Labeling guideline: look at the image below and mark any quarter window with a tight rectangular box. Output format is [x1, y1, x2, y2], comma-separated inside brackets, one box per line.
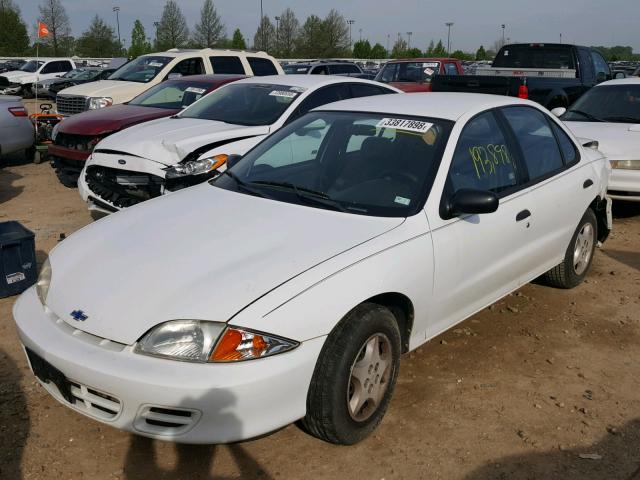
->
[170, 58, 205, 76]
[247, 57, 278, 76]
[550, 122, 578, 165]
[444, 63, 458, 75]
[501, 107, 564, 181]
[210, 56, 245, 74]
[449, 112, 517, 193]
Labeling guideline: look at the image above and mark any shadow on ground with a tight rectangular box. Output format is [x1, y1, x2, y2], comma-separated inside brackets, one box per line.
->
[612, 201, 640, 219]
[0, 166, 24, 204]
[0, 347, 29, 480]
[463, 419, 640, 480]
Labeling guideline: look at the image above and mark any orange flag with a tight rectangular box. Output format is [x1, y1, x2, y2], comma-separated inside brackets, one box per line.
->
[38, 22, 50, 38]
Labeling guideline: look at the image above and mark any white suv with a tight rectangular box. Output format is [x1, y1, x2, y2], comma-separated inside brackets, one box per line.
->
[0, 58, 76, 97]
[56, 49, 283, 116]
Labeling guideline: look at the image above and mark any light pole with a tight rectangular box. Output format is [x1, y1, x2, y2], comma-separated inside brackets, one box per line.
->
[359, 28, 362, 42]
[113, 6, 121, 54]
[387, 34, 390, 57]
[501, 24, 506, 47]
[347, 20, 355, 47]
[445, 22, 454, 56]
[275, 15, 280, 52]
[153, 21, 159, 47]
[406, 31, 412, 50]
[260, 0, 264, 50]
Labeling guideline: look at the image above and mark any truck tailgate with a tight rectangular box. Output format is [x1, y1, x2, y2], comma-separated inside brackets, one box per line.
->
[431, 75, 520, 96]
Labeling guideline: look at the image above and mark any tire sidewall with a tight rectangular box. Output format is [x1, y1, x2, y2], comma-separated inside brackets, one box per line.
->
[564, 209, 597, 287]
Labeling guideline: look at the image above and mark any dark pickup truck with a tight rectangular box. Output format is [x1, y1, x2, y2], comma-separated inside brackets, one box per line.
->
[432, 43, 612, 109]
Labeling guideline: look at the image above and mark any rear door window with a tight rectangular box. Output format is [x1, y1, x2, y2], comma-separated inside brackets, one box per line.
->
[330, 64, 360, 74]
[349, 83, 394, 98]
[247, 57, 278, 76]
[210, 56, 245, 74]
[501, 106, 564, 181]
[310, 65, 329, 75]
[289, 84, 349, 120]
[444, 63, 459, 75]
[170, 58, 205, 76]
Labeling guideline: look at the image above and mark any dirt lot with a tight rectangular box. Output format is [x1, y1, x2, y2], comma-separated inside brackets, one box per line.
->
[1, 154, 639, 480]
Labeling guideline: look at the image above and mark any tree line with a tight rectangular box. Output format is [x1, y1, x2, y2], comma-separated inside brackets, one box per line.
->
[1, 0, 638, 62]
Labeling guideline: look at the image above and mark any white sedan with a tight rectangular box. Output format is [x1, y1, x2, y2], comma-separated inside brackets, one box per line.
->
[15, 93, 610, 445]
[78, 75, 400, 214]
[553, 78, 640, 202]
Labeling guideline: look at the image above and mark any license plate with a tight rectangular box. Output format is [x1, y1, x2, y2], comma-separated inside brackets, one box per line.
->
[25, 348, 74, 404]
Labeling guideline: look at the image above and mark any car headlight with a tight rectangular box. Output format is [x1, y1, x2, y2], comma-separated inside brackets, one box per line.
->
[164, 154, 228, 179]
[135, 320, 299, 363]
[36, 257, 52, 306]
[610, 160, 640, 170]
[87, 96, 113, 110]
[51, 122, 61, 142]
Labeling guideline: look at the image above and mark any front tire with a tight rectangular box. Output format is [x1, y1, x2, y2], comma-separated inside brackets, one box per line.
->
[544, 208, 597, 289]
[302, 303, 401, 445]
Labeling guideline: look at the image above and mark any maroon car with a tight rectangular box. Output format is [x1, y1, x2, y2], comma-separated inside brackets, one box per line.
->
[49, 74, 246, 187]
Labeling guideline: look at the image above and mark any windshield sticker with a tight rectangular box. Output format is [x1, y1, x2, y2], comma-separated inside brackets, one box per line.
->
[394, 196, 411, 206]
[469, 144, 512, 179]
[424, 68, 435, 76]
[296, 68, 307, 72]
[148, 62, 164, 68]
[503, 50, 509, 56]
[377, 118, 434, 134]
[269, 90, 298, 98]
[422, 62, 439, 68]
[185, 87, 206, 94]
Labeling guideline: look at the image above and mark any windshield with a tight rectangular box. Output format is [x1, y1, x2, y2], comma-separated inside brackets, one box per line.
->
[64, 69, 99, 80]
[20, 60, 44, 73]
[376, 62, 440, 83]
[180, 83, 302, 126]
[562, 85, 640, 123]
[108, 56, 172, 83]
[211, 111, 453, 217]
[493, 45, 576, 70]
[130, 80, 213, 109]
[284, 65, 310, 74]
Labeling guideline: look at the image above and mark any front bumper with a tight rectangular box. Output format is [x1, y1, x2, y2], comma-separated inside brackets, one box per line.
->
[608, 168, 640, 202]
[14, 287, 324, 443]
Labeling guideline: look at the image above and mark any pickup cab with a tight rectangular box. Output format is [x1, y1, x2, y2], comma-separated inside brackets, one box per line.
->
[431, 44, 611, 109]
[0, 58, 76, 97]
[56, 48, 283, 116]
[374, 58, 464, 92]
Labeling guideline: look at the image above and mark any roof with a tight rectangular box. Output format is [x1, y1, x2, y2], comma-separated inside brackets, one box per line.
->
[144, 48, 273, 59]
[597, 77, 640, 87]
[389, 58, 458, 63]
[314, 92, 533, 121]
[235, 74, 397, 90]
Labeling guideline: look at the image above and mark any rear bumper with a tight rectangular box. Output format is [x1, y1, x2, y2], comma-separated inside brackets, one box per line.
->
[608, 168, 640, 202]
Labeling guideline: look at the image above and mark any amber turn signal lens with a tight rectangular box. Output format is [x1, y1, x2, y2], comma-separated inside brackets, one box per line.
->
[210, 329, 243, 361]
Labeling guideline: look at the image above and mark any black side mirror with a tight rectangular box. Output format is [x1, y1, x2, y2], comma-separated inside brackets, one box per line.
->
[448, 188, 499, 217]
[226, 154, 242, 169]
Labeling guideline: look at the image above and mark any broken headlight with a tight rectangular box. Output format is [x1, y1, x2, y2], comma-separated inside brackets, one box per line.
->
[164, 154, 228, 179]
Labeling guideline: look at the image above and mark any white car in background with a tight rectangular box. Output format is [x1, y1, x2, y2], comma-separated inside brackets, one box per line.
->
[0, 58, 76, 97]
[15, 93, 610, 445]
[78, 75, 400, 213]
[554, 78, 640, 202]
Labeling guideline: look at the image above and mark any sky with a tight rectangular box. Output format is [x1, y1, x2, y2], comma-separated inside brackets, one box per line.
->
[18, 0, 640, 54]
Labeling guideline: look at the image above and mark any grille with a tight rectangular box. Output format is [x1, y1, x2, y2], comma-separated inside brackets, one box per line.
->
[57, 95, 88, 116]
[135, 406, 200, 435]
[55, 132, 100, 152]
[68, 381, 122, 420]
[85, 165, 164, 209]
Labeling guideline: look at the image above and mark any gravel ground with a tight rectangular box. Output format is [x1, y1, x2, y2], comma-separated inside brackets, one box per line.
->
[1, 154, 639, 480]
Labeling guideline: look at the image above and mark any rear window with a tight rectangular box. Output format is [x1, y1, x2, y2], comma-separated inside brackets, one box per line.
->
[248, 57, 278, 76]
[210, 56, 245, 74]
[284, 65, 310, 74]
[376, 62, 440, 83]
[492, 45, 576, 70]
[331, 64, 361, 74]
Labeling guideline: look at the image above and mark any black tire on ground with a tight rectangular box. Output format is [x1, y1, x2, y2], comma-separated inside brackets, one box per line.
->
[25, 146, 37, 163]
[302, 302, 401, 445]
[544, 208, 597, 289]
[54, 168, 79, 188]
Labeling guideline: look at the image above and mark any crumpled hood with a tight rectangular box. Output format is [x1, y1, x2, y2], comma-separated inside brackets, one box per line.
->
[46, 184, 403, 344]
[565, 121, 640, 160]
[57, 80, 146, 103]
[95, 117, 270, 165]
[1, 71, 35, 84]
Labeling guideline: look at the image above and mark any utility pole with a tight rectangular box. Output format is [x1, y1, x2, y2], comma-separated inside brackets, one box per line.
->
[501, 24, 506, 47]
[275, 15, 280, 53]
[260, 0, 264, 50]
[406, 31, 412, 50]
[347, 20, 355, 47]
[387, 34, 390, 57]
[445, 22, 454, 56]
[113, 6, 121, 54]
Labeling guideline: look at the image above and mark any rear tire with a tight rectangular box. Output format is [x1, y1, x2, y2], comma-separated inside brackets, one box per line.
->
[544, 209, 597, 289]
[302, 303, 401, 445]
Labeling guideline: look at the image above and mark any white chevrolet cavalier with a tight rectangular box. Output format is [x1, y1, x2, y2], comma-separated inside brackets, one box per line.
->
[14, 93, 611, 445]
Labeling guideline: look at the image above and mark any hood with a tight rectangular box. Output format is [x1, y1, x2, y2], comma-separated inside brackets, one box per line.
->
[46, 184, 404, 344]
[565, 121, 640, 160]
[57, 104, 177, 137]
[1, 71, 35, 83]
[57, 80, 147, 103]
[95, 117, 270, 165]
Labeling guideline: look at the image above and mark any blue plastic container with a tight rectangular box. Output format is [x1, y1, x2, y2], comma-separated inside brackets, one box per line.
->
[0, 221, 37, 298]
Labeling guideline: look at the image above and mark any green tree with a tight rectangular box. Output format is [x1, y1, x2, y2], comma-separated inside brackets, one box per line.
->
[405, 47, 423, 58]
[370, 43, 386, 59]
[156, 0, 189, 50]
[352, 39, 371, 59]
[253, 15, 275, 52]
[76, 15, 120, 57]
[276, 8, 299, 57]
[0, 0, 29, 56]
[193, 0, 225, 48]
[425, 40, 435, 56]
[296, 14, 323, 57]
[230, 28, 246, 49]
[391, 38, 407, 58]
[475, 45, 487, 60]
[319, 9, 349, 57]
[451, 50, 473, 60]
[38, 0, 71, 55]
[128, 20, 151, 58]
[433, 39, 447, 57]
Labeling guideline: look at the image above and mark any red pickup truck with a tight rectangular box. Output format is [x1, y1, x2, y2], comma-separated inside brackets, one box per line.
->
[49, 74, 245, 187]
[374, 58, 464, 92]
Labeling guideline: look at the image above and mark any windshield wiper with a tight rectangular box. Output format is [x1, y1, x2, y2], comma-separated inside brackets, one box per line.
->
[568, 109, 603, 122]
[221, 170, 271, 199]
[250, 180, 347, 212]
[600, 115, 640, 123]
